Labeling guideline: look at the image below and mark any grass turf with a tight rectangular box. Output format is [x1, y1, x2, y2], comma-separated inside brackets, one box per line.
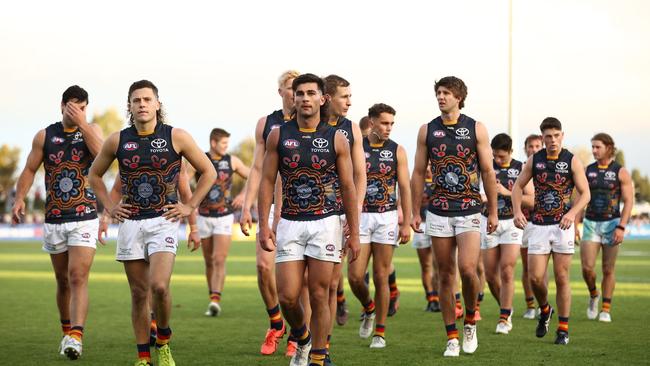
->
[1, 239, 649, 365]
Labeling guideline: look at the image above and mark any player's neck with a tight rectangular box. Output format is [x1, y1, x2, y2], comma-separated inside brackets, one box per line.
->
[440, 110, 460, 123]
[134, 119, 157, 135]
[368, 131, 385, 146]
[209, 149, 223, 160]
[498, 157, 513, 168]
[545, 146, 562, 158]
[328, 115, 341, 126]
[597, 157, 613, 167]
[282, 104, 294, 120]
[297, 114, 320, 130]
[61, 118, 77, 131]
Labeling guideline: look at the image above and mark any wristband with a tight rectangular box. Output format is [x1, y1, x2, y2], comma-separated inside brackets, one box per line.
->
[615, 225, 625, 231]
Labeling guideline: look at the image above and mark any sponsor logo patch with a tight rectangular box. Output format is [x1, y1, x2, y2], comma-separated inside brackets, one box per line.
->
[455, 128, 470, 139]
[380, 150, 393, 159]
[151, 138, 167, 149]
[312, 138, 329, 149]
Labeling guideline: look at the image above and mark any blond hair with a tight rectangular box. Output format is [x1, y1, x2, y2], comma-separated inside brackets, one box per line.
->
[278, 70, 300, 88]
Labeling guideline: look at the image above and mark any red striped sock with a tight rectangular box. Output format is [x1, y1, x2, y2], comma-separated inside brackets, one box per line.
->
[445, 323, 459, 340]
[558, 317, 569, 333]
[210, 291, 221, 303]
[69, 326, 83, 342]
[602, 298, 612, 313]
[374, 324, 385, 338]
[61, 319, 71, 336]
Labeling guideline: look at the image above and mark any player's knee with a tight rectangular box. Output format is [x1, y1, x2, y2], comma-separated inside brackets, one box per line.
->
[214, 255, 227, 267]
[438, 272, 455, 288]
[458, 265, 476, 282]
[68, 269, 88, 288]
[130, 285, 148, 303]
[603, 265, 616, 277]
[278, 293, 300, 310]
[54, 272, 70, 289]
[256, 261, 273, 278]
[529, 274, 546, 288]
[499, 264, 515, 280]
[150, 282, 169, 298]
[348, 271, 365, 289]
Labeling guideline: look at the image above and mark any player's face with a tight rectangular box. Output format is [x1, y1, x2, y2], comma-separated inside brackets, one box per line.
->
[294, 82, 324, 119]
[542, 128, 563, 155]
[129, 88, 160, 124]
[328, 86, 352, 118]
[370, 113, 395, 141]
[279, 78, 295, 109]
[436, 86, 461, 114]
[591, 140, 608, 160]
[212, 136, 229, 156]
[492, 149, 512, 167]
[525, 139, 543, 157]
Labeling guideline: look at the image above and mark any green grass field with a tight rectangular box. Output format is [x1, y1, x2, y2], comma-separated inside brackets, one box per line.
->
[1, 239, 649, 365]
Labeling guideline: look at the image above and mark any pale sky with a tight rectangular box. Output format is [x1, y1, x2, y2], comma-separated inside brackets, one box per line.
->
[1, 0, 649, 176]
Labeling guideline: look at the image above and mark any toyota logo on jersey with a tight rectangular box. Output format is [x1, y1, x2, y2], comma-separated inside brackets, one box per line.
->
[151, 139, 167, 149]
[313, 138, 329, 148]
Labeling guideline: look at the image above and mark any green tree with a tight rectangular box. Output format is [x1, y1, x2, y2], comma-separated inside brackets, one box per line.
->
[0, 144, 21, 213]
[614, 150, 625, 166]
[230, 137, 255, 197]
[91, 108, 124, 172]
[631, 169, 650, 202]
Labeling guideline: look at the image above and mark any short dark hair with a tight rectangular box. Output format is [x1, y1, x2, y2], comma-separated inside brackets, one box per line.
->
[524, 134, 543, 146]
[210, 128, 230, 142]
[540, 117, 562, 132]
[491, 133, 512, 152]
[62, 85, 88, 104]
[292, 73, 324, 94]
[127, 80, 165, 124]
[434, 76, 468, 109]
[368, 103, 396, 119]
[359, 116, 371, 131]
[324, 74, 350, 96]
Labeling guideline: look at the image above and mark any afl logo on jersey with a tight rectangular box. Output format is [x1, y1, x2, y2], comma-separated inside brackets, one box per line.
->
[51, 136, 65, 145]
[271, 124, 281, 130]
[151, 139, 167, 149]
[283, 139, 300, 149]
[433, 130, 446, 138]
[380, 150, 393, 159]
[588, 172, 598, 178]
[123, 142, 139, 151]
[455, 128, 470, 139]
[365, 152, 371, 159]
[555, 162, 569, 172]
[536, 162, 546, 170]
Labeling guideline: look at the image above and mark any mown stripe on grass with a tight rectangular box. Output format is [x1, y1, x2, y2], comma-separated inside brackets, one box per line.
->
[1, 270, 649, 297]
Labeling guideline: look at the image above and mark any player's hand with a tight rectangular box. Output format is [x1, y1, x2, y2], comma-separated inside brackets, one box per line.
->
[398, 223, 411, 244]
[410, 214, 423, 233]
[231, 193, 245, 210]
[239, 208, 252, 236]
[559, 212, 575, 231]
[258, 224, 276, 252]
[64, 102, 87, 127]
[346, 233, 361, 263]
[487, 213, 499, 234]
[98, 215, 110, 245]
[108, 202, 133, 222]
[613, 226, 625, 245]
[11, 200, 25, 225]
[163, 202, 193, 222]
[187, 230, 201, 252]
[513, 212, 527, 229]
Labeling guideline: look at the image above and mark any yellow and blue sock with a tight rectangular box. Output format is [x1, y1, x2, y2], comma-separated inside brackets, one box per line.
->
[290, 325, 311, 346]
[137, 343, 151, 363]
[210, 291, 221, 303]
[156, 327, 172, 348]
[267, 304, 284, 331]
[558, 316, 569, 333]
[61, 319, 71, 336]
[602, 298, 612, 312]
[362, 300, 376, 315]
[309, 348, 327, 366]
[69, 326, 83, 342]
[445, 323, 459, 340]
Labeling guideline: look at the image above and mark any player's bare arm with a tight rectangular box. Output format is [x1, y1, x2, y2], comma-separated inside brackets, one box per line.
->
[258, 128, 280, 252]
[410, 124, 428, 233]
[12, 130, 45, 224]
[476, 121, 498, 234]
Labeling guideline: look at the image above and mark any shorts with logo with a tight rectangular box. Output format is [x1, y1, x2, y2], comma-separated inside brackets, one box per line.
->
[360, 211, 398, 246]
[116, 216, 180, 261]
[412, 222, 432, 249]
[582, 218, 620, 246]
[425, 211, 481, 238]
[480, 217, 522, 249]
[275, 215, 343, 263]
[42, 218, 99, 254]
[521, 222, 534, 249]
[198, 214, 234, 238]
[527, 223, 575, 255]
